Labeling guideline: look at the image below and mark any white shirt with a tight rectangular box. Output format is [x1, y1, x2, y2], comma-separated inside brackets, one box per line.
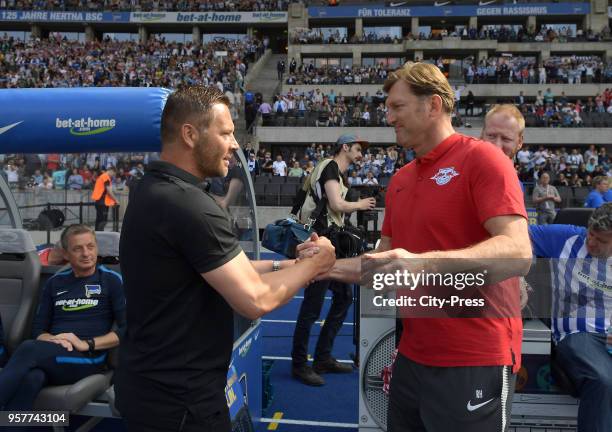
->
[517, 149, 532, 165]
[5, 167, 18, 183]
[272, 160, 287, 176]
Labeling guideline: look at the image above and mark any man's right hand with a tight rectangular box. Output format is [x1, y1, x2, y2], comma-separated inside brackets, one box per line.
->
[359, 197, 376, 210]
[296, 232, 320, 260]
[310, 236, 336, 275]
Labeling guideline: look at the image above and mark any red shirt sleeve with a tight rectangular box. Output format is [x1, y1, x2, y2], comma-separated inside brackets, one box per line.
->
[467, 141, 527, 225]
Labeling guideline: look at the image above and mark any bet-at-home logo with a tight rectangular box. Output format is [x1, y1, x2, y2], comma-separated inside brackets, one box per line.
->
[56, 117, 116, 136]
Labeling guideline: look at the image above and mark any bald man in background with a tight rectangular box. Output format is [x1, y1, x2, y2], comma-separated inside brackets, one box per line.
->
[481, 104, 524, 159]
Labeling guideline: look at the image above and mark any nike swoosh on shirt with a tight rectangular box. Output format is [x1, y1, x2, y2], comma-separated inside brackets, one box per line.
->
[467, 398, 494, 412]
[56, 290, 69, 296]
[434, 1, 452, 6]
[389, 1, 407, 6]
[0, 121, 23, 135]
[478, 0, 498, 5]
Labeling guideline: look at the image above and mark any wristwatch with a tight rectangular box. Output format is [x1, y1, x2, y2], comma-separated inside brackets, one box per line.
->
[86, 338, 96, 353]
[272, 260, 281, 272]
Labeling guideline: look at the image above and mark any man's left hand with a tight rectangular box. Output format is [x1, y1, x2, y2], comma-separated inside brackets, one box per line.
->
[52, 333, 88, 352]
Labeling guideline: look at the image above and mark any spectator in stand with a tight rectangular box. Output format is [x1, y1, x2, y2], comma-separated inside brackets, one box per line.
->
[51, 166, 67, 190]
[261, 152, 274, 175]
[584, 144, 598, 164]
[288, 161, 304, 178]
[348, 171, 362, 186]
[567, 148, 584, 169]
[363, 171, 378, 186]
[39, 175, 53, 190]
[80, 166, 93, 189]
[532, 172, 561, 224]
[272, 155, 287, 177]
[247, 153, 260, 176]
[30, 169, 43, 187]
[554, 173, 570, 187]
[67, 168, 84, 190]
[570, 173, 585, 187]
[3, 162, 19, 188]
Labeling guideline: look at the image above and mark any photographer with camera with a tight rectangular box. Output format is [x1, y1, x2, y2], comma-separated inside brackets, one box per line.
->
[292, 134, 376, 386]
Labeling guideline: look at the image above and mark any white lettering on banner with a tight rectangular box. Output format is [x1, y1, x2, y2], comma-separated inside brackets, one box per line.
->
[358, 8, 411, 17]
[0, 10, 106, 21]
[476, 7, 502, 16]
[477, 6, 547, 16]
[177, 12, 241, 22]
[503, 6, 547, 15]
[129, 11, 286, 23]
[20, 11, 48, 20]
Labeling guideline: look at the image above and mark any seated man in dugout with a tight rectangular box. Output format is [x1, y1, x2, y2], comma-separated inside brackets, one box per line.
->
[0, 224, 126, 410]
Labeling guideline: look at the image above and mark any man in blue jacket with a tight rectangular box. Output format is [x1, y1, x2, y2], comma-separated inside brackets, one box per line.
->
[529, 203, 612, 432]
[0, 224, 125, 410]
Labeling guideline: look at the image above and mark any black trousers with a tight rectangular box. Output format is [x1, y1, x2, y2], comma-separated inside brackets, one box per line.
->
[291, 280, 353, 366]
[0, 340, 105, 410]
[388, 353, 516, 432]
[94, 200, 109, 231]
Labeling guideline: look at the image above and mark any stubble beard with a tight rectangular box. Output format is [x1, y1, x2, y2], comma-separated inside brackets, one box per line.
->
[193, 137, 225, 179]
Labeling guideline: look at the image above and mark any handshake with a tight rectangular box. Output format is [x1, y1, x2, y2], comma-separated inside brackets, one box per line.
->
[295, 233, 336, 280]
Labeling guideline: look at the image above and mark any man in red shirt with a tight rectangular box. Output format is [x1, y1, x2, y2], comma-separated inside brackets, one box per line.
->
[316, 62, 532, 431]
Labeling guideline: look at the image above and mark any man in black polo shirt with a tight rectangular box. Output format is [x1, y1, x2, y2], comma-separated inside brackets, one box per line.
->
[116, 86, 335, 432]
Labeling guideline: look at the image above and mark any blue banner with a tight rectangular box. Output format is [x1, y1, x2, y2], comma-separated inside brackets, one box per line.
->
[228, 324, 262, 423]
[0, 87, 171, 154]
[0, 10, 130, 22]
[309, 2, 590, 18]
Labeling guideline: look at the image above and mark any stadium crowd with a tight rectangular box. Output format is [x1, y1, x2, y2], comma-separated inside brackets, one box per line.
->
[464, 56, 612, 84]
[0, 32, 263, 91]
[0, 152, 157, 191]
[257, 89, 389, 127]
[291, 26, 611, 44]
[515, 145, 611, 189]
[284, 57, 612, 86]
[286, 63, 390, 85]
[461, 25, 610, 43]
[0, 0, 289, 12]
[258, 86, 612, 128]
[4, 145, 611, 206]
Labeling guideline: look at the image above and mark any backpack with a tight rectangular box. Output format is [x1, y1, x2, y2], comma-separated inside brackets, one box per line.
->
[295, 159, 346, 229]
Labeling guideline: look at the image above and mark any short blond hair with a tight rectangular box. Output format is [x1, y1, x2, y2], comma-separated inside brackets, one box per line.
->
[383, 62, 455, 114]
[593, 176, 609, 187]
[485, 104, 525, 134]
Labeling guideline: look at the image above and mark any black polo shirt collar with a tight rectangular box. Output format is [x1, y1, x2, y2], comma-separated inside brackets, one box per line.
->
[147, 161, 202, 186]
